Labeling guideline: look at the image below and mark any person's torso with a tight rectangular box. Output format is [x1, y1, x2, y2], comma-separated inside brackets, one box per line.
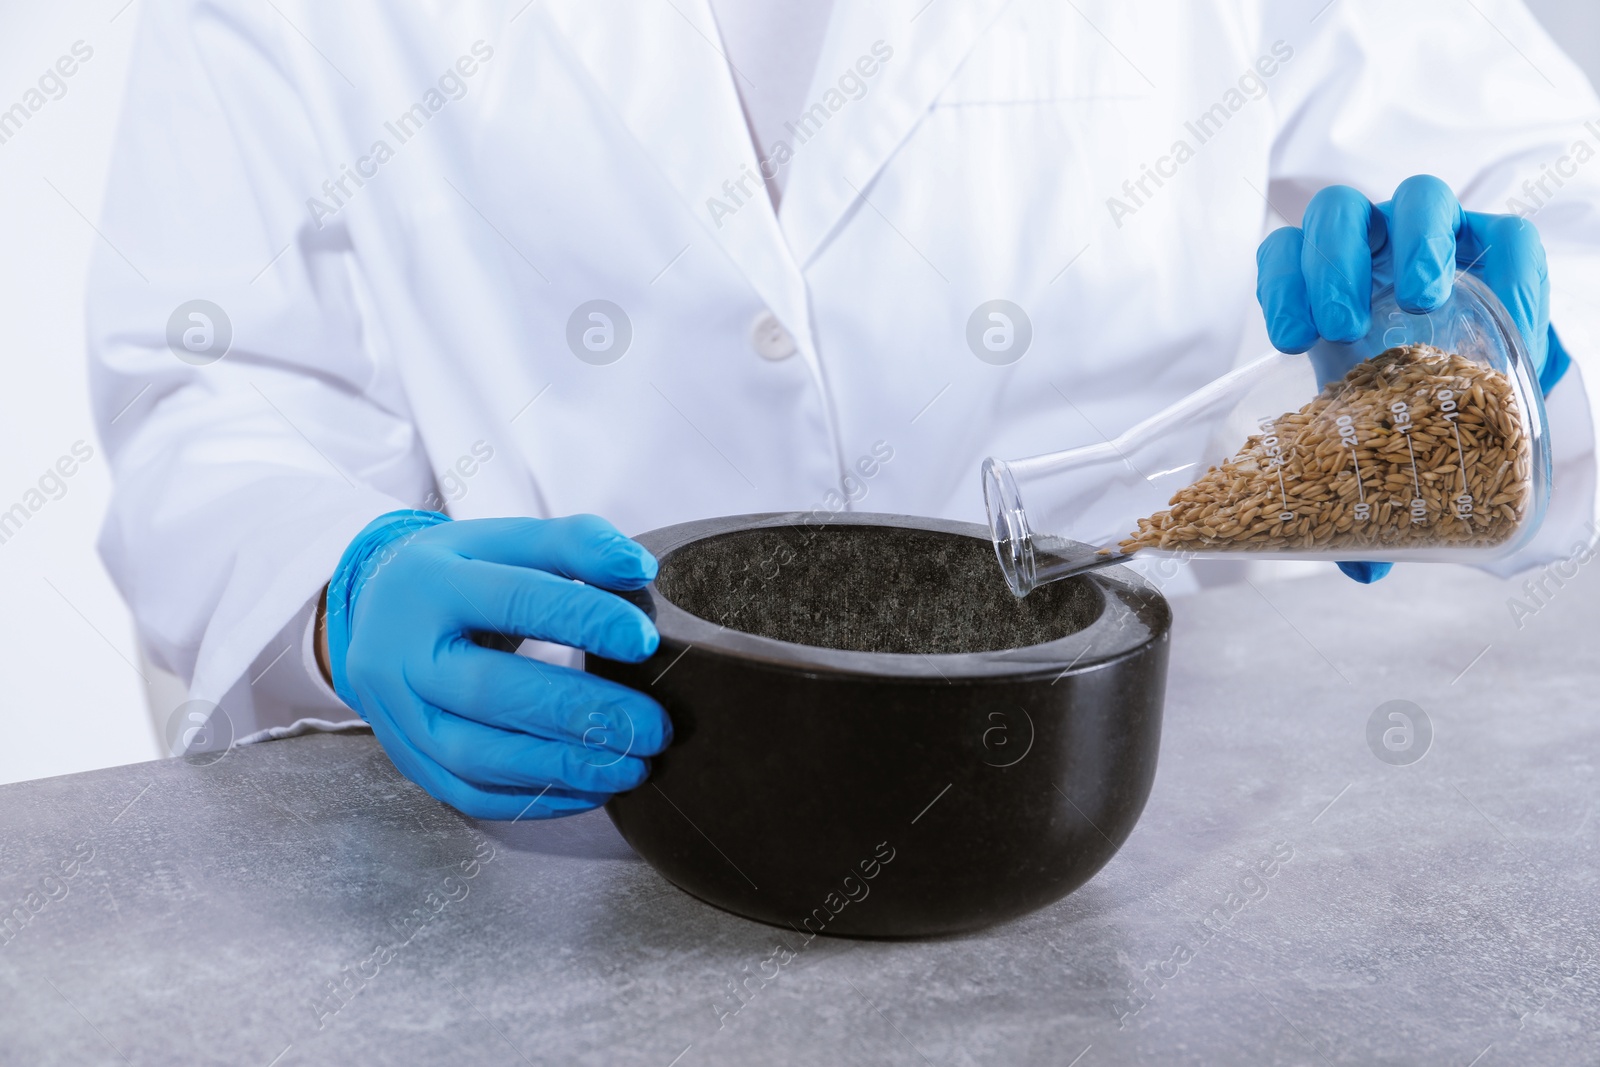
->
[281, 0, 1276, 537]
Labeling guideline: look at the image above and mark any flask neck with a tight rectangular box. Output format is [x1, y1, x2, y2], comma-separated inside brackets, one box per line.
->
[983, 458, 1033, 597]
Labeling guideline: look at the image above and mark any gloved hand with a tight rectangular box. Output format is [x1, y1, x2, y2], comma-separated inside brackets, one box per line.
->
[1254, 174, 1570, 584]
[321, 510, 671, 819]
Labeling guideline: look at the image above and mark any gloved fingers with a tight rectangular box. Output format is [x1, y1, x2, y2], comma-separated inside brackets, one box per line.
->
[1336, 561, 1393, 584]
[1301, 185, 1386, 343]
[1383, 175, 1463, 313]
[415, 643, 672, 757]
[435, 514, 657, 590]
[1257, 227, 1321, 354]
[441, 559, 659, 662]
[1460, 210, 1551, 373]
[368, 715, 609, 820]
[399, 697, 654, 794]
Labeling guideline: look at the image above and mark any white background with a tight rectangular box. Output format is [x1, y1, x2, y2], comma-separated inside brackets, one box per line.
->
[0, 0, 1595, 786]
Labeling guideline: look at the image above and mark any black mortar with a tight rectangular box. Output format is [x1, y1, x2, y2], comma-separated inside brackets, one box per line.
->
[591, 513, 1170, 938]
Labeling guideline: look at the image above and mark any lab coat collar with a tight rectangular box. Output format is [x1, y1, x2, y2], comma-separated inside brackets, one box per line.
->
[540, 0, 814, 354]
[540, 0, 1011, 335]
[779, 0, 1015, 268]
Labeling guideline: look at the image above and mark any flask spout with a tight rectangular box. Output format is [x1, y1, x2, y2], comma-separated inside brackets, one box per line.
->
[983, 456, 1129, 598]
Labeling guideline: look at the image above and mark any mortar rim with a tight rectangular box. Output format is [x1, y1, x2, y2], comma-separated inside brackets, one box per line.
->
[623, 512, 1170, 682]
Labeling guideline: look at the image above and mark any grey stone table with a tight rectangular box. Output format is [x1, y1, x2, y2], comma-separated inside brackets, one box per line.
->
[2, 560, 1598, 1066]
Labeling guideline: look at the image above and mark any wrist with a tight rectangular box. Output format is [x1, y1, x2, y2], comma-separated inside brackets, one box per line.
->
[325, 509, 452, 710]
[1541, 324, 1571, 396]
[314, 583, 332, 686]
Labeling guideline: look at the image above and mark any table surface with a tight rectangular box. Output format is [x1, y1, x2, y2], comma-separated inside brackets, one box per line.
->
[2, 561, 1597, 1067]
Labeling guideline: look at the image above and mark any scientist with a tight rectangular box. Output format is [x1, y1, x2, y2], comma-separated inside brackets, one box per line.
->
[90, 0, 1600, 818]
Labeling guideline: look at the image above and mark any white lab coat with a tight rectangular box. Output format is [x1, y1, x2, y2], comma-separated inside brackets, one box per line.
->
[89, 0, 1600, 737]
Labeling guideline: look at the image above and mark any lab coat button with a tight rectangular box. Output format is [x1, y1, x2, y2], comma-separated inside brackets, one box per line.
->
[750, 311, 797, 361]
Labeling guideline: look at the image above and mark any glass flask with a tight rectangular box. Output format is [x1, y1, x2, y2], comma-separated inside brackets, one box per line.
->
[983, 272, 1552, 597]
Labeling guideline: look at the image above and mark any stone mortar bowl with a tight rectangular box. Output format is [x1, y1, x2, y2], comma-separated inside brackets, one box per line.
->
[589, 513, 1170, 938]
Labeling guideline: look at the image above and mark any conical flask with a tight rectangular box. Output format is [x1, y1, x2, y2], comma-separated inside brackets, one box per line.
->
[983, 272, 1552, 597]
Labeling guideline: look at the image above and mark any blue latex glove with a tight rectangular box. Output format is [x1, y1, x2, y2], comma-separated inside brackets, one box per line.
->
[323, 510, 671, 819]
[1255, 174, 1572, 585]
